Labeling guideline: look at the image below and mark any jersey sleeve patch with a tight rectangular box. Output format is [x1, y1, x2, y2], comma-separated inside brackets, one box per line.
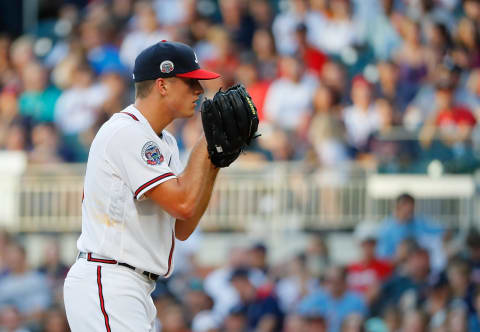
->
[141, 141, 164, 166]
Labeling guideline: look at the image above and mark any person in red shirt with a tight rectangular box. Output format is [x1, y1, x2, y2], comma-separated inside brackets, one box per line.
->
[347, 222, 393, 305]
[420, 80, 477, 148]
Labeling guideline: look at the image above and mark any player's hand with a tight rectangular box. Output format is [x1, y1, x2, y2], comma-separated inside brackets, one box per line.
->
[200, 84, 259, 167]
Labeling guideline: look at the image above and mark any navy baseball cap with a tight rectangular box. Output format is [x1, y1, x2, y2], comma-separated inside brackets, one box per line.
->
[133, 41, 220, 82]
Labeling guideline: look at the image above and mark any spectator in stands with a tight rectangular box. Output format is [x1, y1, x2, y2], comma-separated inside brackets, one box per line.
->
[28, 123, 64, 164]
[447, 257, 476, 315]
[272, 0, 310, 55]
[229, 267, 283, 332]
[424, 272, 449, 330]
[2, 123, 27, 152]
[0, 242, 51, 330]
[393, 18, 428, 102]
[465, 229, 480, 284]
[376, 193, 444, 261]
[342, 75, 380, 156]
[204, 247, 266, 319]
[36, 241, 69, 305]
[0, 229, 11, 277]
[247, 243, 269, 274]
[373, 247, 431, 316]
[295, 23, 328, 76]
[296, 310, 327, 332]
[340, 313, 364, 332]
[276, 253, 318, 313]
[419, 78, 478, 173]
[400, 309, 429, 332]
[18, 62, 60, 124]
[221, 305, 247, 332]
[158, 303, 190, 332]
[347, 222, 393, 305]
[446, 301, 470, 332]
[469, 288, 480, 331]
[375, 61, 409, 115]
[0, 306, 30, 332]
[218, 0, 255, 50]
[299, 265, 367, 332]
[308, 84, 348, 168]
[263, 55, 318, 132]
[312, 0, 358, 56]
[54, 61, 108, 161]
[251, 28, 278, 81]
[119, 1, 170, 70]
[41, 306, 69, 332]
[191, 310, 220, 332]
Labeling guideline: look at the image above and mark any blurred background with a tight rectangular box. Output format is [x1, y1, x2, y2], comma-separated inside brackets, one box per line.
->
[1, 0, 480, 331]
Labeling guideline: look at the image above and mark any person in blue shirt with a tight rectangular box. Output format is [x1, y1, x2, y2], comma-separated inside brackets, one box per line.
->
[376, 193, 444, 268]
[298, 266, 367, 332]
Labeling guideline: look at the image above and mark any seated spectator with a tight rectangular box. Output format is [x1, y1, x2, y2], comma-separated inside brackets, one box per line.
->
[298, 265, 367, 332]
[373, 247, 431, 316]
[393, 18, 428, 104]
[400, 309, 429, 332]
[376, 193, 444, 263]
[251, 28, 278, 81]
[36, 241, 69, 305]
[465, 229, 480, 284]
[41, 306, 69, 332]
[308, 84, 349, 168]
[191, 310, 220, 332]
[221, 305, 247, 332]
[276, 254, 319, 313]
[18, 62, 60, 124]
[0, 306, 30, 332]
[446, 301, 470, 332]
[119, 1, 170, 70]
[229, 267, 283, 332]
[347, 222, 393, 305]
[310, 0, 358, 56]
[54, 62, 108, 161]
[297, 309, 327, 332]
[28, 123, 64, 164]
[157, 303, 190, 332]
[295, 23, 328, 76]
[342, 75, 380, 156]
[0, 242, 52, 329]
[203, 247, 266, 319]
[340, 313, 364, 332]
[469, 288, 480, 331]
[423, 272, 449, 330]
[0, 229, 11, 277]
[447, 257, 476, 315]
[419, 79, 478, 173]
[263, 55, 318, 132]
[364, 99, 417, 173]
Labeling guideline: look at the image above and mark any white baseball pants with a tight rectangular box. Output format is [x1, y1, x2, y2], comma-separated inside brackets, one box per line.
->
[64, 257, 157, 331]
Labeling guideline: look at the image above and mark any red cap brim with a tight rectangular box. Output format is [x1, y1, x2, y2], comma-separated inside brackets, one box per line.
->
[176, 69, 220, 80]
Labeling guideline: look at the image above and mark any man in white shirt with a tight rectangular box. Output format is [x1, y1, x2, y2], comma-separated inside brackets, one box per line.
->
[64, 41, 221, 332]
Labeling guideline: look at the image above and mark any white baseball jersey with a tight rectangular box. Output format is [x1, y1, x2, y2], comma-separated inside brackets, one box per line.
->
[77, 104, 183, 277]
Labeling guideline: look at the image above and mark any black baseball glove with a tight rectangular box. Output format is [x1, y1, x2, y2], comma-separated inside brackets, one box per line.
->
[201, 84, 259, 167]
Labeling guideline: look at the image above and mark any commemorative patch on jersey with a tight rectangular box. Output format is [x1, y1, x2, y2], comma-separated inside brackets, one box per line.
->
[142, 141, 164, 165]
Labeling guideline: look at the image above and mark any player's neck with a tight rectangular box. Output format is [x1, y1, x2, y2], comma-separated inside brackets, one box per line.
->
[134, 98, 172, 136]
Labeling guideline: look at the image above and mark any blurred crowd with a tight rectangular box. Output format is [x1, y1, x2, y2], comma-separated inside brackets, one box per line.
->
[1, 193, 480, 332]
[1, 0, 480, 172]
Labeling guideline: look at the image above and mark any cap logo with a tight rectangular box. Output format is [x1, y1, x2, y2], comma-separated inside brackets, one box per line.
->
[194, 52, 199, 64]
[160, 60, 174, 74]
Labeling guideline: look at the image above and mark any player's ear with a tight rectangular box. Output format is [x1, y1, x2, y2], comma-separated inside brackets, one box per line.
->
[155, 78, 168, 96]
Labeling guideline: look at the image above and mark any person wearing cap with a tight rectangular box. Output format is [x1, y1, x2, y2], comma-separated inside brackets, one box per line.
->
[346, 222, 392, 305]
[64, 41, 221, 331]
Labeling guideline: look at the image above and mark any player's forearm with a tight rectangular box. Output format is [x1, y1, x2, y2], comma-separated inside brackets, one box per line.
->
[175, 167, 218, 240]
[176, 136, 218, 220]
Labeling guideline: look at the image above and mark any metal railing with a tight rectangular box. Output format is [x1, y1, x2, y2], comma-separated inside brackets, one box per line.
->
[3, 162, 476, 233]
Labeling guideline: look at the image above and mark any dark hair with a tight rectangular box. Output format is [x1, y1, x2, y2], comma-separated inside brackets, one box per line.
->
[396, 193, 415, 205]
[466, 228, 480, 248]
[135, 80, 155, 99]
